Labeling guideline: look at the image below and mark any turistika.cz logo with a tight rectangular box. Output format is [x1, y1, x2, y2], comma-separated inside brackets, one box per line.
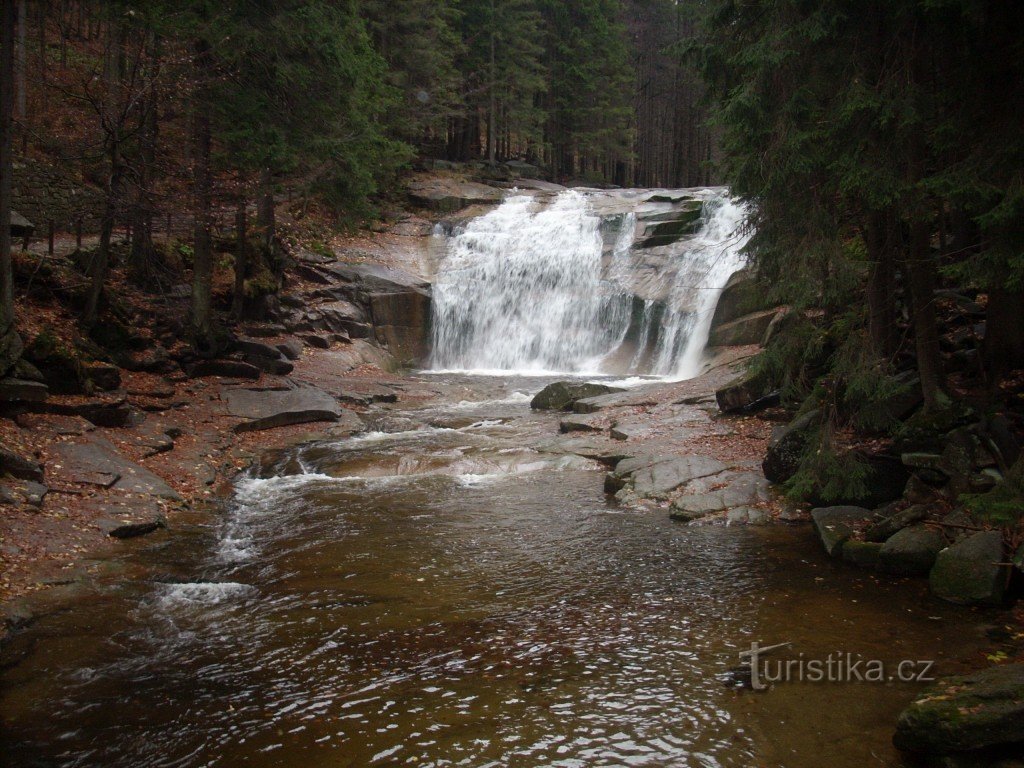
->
[722, 641, 937, 691]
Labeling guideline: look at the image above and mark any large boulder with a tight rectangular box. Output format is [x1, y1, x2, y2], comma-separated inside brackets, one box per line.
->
[810, 506, 872, 557]
[877, 524, 945, 576]
[763, 409, 821, 483]
[929, 531, 1008, 606]
[635, 202, 703, 248]
[894, 662, 1024, 754]
[863, 504, 929, 542]
[530, 381, 624, 411]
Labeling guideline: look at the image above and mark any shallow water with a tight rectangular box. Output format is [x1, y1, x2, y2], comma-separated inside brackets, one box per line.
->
[0, 378, 992, 767]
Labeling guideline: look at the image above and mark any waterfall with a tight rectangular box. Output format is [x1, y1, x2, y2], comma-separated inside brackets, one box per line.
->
[429, 189, 750, 379]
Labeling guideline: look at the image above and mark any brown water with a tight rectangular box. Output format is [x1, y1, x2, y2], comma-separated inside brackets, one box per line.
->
[0, 376, 994, 767]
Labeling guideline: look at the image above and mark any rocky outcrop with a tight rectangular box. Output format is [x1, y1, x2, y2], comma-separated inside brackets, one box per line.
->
[710, 269, 764, 328]
[530, 381, 624, 411]
[670, 470, 771, 522]
[620, 455, 726, 500]
[407, 177, 504, 212]
[708, 309, 780, 348]
[634, 201, 703, 248]
[894, 662, 1024, 755]
[52, 437, 182, 500]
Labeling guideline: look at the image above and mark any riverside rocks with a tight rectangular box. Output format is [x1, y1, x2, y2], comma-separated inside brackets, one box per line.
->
[810, 506, 872, 557]
[876, 525, 945, 577]
[530, 381, 624, 411]
[623, 455, 726, 500]
[224, 384, 343, 433]
[929, 531, 1008, 606]
[894, 662, 1024, 755]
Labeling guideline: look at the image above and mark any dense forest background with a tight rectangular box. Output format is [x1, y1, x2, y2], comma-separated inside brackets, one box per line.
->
[0, 0, 1022, 512]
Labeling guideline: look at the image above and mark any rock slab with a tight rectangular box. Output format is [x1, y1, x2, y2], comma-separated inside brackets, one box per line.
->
[225, 384, 342, 433]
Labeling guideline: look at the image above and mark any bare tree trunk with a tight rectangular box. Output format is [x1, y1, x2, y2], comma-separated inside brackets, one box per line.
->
[487, 5, 496, 165]
[83, 19, 126, 327]
[864, 208, 898, 359]
[190, 35, 215, 354]
[231, 199, 247, 320]
[129, 31, 158, 284]
[256, 167, 274, 248]
[905, 218, 945, 409]
[0, 0, 19, 369]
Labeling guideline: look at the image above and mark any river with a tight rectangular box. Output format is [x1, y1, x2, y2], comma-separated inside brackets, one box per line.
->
[0, 373, 990, 768]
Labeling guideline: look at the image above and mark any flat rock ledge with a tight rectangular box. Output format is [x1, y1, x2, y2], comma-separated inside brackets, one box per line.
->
[225, 384, 343, 433]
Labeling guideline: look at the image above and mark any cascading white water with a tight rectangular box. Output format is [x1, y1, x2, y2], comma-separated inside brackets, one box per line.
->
[650, 196, 752, 379]
[430, 189, 750, 379]
[430, 191, 630, 373]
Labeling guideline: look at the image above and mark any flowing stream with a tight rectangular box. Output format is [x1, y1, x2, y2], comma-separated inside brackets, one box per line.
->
[0, 374, 990, 768]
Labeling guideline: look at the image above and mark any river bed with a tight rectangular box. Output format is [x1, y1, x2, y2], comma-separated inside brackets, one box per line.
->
[0, 375, 992, 767]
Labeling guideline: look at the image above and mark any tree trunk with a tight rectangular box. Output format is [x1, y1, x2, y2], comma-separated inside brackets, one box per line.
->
[190, 36, 215, 355]
[984, 286, 1024, 385]
[905, 218, 945, 409]
[0, 0, 18, 367]
[864, 208, 898, 359]
[231, 199, 247, 320]
[256, 167, 274, 248]
[129, 31, 159, 285]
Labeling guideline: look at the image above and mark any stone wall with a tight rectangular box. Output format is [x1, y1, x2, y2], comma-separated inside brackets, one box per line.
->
[10, 156, 104, 232]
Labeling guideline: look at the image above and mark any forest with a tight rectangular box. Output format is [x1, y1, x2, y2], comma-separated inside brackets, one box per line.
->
[1, 1, 1023, 766]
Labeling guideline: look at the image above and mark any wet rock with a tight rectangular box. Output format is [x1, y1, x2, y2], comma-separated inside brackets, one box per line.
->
[810, 506, 872, 557]
[188, 359, 261, 380]
[0, 447, 44, 481]
[530, 381, 624, 411]
[877, 525, 945, 576]
[0, 377, 49, 402]
[670, 471, 771, 521]
[52, 437, 182, 500]
[725, 507, 773, 525]
[763, 409, 821, 484]
[893, 662, 1024, 754]
[560, 414, 604, 434]
[715, 366, 778, 414]
[225, 383, 342, 433]
[708, 308, 780, 347]
[573, 391, 648, 414]
[930, 531, 1008, 606]
[842, 540, 883, 568]
[97, 517, 166, 539]
[864, 504, 929, 542]
[628, 456, 727, 500]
